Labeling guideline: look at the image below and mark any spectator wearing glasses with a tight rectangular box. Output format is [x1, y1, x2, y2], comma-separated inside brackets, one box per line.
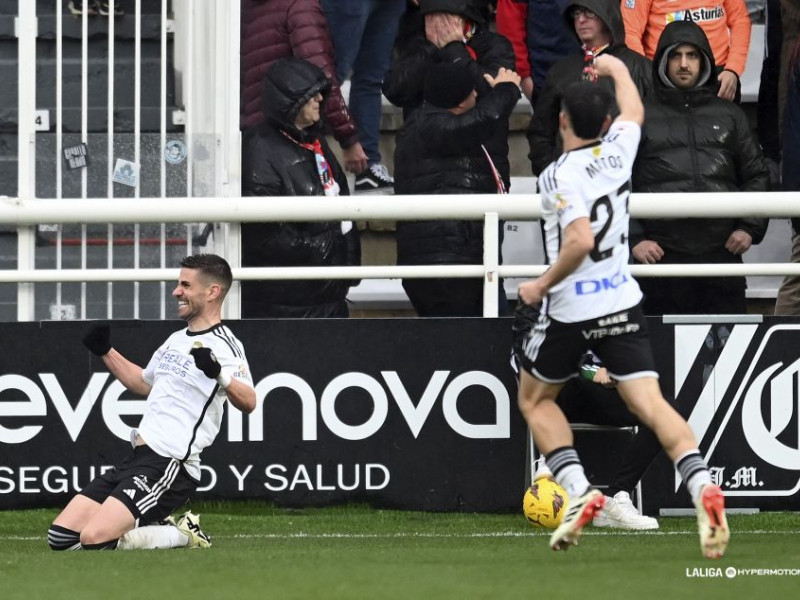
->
[526, 0, 651, 176]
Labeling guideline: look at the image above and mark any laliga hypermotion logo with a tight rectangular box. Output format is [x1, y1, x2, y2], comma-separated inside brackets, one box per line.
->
[677, 324, 800, 496]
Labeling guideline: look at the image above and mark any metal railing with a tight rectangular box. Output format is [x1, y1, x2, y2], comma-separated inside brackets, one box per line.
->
[8, 3, 794, 321]
[10, 0, 241, 322]
[2, 192, 800, 320]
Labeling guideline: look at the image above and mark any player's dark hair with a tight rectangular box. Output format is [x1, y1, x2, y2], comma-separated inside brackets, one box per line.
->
[561, 81, 614, 140]
[181, 254, 233, 296]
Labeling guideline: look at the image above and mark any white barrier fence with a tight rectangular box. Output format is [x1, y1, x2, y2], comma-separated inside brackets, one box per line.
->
[3, 192, 800, 320]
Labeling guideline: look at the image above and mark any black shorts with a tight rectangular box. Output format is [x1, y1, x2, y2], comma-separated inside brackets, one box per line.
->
[513, 301, 658, 383]
[79, 445, 198, 525]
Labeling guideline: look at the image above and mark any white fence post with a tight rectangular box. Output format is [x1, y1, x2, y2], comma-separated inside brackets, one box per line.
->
[483, 211, 499, 318]
[15, 1, 37, 321]
[216, 0, 242, 319]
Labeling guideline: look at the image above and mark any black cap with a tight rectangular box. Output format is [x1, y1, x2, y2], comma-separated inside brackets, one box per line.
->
[424, 62, 475, 109]
[419, 0, 486, 25]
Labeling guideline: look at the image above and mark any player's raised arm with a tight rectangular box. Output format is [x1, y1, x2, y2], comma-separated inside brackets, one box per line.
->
[592, 54, 644, 127]
[83, 324, 152, 397]
[190, 347, 256, 414]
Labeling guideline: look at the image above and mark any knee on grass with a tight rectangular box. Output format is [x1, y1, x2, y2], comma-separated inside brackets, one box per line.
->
[48, 524, 80, 551]
[79, 526, 120, 549]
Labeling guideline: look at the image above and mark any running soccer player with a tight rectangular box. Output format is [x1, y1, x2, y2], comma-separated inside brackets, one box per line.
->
[48, 254, 256, 551]
[513, 54, 729, 559]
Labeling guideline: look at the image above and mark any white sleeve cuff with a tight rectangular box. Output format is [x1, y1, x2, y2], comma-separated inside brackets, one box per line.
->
[216, 372, 232, 389]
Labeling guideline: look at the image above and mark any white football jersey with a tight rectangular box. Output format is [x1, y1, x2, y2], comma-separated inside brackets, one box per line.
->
[137, 324, 254, 480]
[537, 120, 643, 322]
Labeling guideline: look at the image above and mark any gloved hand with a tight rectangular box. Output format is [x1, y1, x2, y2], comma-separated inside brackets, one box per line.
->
[83, 324, 112, 356]
[190, 347, 221, 379]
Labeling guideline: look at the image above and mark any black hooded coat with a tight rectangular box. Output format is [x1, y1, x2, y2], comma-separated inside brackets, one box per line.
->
[525, 0, 652, 175]
[383, 0, 516, 185]
[630, 19, 769, 255]
[240, 57, 360, 318]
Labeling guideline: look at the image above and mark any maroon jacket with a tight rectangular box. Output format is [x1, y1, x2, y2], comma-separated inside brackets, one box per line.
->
[240, 0, 358, 148]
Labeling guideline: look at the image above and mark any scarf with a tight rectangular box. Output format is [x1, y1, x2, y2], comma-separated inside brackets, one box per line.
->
[281, 130, 352, 234]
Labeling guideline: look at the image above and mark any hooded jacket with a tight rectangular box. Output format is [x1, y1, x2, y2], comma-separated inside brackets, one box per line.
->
[525, 0, 652, 175]
[383, 0, 516, 185]
[630, 20, 769, 255]
[240, 0, 358, 149]
[240, 58, 360, 318]
[394, 78, 522, 267]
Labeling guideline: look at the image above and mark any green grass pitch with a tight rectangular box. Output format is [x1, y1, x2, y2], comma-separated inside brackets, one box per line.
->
[1, 502, 798, 599]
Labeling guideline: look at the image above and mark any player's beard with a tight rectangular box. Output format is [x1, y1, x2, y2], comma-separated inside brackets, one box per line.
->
[177, 299, 201, 323]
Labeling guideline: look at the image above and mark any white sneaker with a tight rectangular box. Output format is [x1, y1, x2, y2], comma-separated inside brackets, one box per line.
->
[695, 484, 729, 559]
[592, 491, 659, 530]
[159, 514, 177, 527]
[549, 488, 605, 551]
[175, 511, 212, 549]
[532, 456, 553, 481]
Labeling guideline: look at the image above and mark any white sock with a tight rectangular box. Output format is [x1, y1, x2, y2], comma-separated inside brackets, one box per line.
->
[117, 525, 189, 550]
[555, 463, 592, 500]
[674, 449, 713, 503]
[686, 470, 713, 503]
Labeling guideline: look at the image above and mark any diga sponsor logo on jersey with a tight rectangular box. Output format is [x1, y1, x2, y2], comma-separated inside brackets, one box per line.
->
[666, 6, 724, 24]
[574, 271, 629, 295]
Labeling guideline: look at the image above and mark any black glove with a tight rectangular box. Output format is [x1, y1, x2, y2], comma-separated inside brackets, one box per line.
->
[83, 324, 111, 356]
[190, 347, 221, 379]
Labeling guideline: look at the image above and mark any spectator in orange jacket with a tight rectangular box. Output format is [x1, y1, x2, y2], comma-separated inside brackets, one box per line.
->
[621, 0, 751, 101]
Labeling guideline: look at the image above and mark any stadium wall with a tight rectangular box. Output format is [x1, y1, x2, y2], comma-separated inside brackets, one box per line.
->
[0, 317, 797, 513]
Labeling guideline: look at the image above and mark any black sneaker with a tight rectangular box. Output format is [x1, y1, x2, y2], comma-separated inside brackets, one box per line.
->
[354, 164, 394, 195]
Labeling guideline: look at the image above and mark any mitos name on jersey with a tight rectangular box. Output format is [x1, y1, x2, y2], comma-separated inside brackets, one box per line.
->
[584, 154, 624, 179]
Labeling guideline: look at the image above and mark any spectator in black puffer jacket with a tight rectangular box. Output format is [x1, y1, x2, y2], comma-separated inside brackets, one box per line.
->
[526, 0, 652, 176]
[631, 20, 769, 316]
[240, 57, 360, 318]
[240, 0, 367, 174]
[394, 62, 521, 316]
[383, 0, 516, 189]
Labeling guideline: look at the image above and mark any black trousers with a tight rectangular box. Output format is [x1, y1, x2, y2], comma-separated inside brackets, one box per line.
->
[402, 277, 510, 317]
[557, 377, 662, 497]
[637, 248, 747, 316]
